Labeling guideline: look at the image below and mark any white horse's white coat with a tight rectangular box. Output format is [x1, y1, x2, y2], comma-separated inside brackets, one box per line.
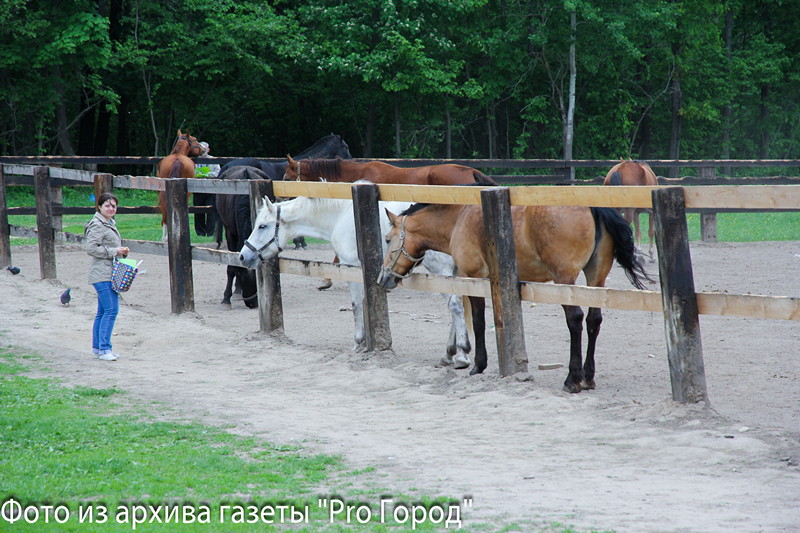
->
[239, 194, 470, 366]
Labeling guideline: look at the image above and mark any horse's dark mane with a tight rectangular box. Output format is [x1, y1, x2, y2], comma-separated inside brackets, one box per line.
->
[301, 158, 344, 180]
[401, 182, 487, 216]
[295, 134, 351, 160]
[400, 202, 431, 217]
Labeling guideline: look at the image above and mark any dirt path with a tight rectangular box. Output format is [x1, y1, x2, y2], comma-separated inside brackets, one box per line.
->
[2, 241, 798, 531]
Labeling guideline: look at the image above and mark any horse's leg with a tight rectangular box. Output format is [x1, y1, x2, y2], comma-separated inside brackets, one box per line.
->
[646, 209, 656, 262]
[221, 266, 235, 306]
[562, 304, 585, 393]
[422, 252, 470, 368]
[349, 281, 367, 352]
[468, 296, 487, 375]
[632, 210, 642, 250]
[442, 294, 471, 369]
[318, 255, 338, 291]
[582, 307, 603, 390]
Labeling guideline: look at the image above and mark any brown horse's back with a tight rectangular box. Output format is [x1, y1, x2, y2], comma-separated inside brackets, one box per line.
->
[449, 205, 599, 285]
[603, 160, 658, 186]
[293, 158, 496, 186]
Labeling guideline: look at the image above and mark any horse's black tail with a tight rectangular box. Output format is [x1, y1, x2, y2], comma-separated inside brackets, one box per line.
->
[591, 207, 655, 290]
[169, 159, 183, 178]
[472, 170, 498, 185]
[608, 170, 623, 186]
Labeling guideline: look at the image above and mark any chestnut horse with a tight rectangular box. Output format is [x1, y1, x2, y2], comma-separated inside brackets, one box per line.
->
[283, 156, 496, 186]
[157, 130, 204, 240]
[603, 159, 659, 261]
[377, 200, 652, 393]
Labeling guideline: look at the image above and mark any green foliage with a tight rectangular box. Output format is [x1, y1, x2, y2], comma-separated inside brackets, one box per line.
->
[0, 0, 799, 161]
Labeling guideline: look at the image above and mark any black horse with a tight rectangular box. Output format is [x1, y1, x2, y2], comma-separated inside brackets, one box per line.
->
[214, 134, 352, 307]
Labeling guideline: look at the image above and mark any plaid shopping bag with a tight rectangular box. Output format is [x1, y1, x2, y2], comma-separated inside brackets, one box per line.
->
[111, 258, 139, 293]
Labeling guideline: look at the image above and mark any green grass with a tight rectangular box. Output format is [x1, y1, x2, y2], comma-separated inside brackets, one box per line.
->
[633, 212, 800, 242]
[0, 346, 344, 532]
[0, 346, 610, 532]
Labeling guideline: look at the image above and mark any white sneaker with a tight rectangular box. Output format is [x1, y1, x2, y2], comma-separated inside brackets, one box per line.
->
[98, 353, 118, 361]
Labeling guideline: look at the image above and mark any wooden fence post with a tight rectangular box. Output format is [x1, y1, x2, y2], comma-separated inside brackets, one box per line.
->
[480, 187, 529, 377]
[165, 178, 195, 314]
[249, 180, 284, 334]
[0, 165, 11, 268]
[699, 167, 717, 242]
[351, 182, 392, 351]
[93, 173, 114, 199]
[651, 187, 708, 404]
[34, 166, 57, 279]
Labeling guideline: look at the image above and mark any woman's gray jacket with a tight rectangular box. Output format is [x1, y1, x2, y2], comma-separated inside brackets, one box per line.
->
[84, 212, 123, 284]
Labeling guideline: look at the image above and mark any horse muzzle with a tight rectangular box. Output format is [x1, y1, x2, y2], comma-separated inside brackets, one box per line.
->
[376, 267, 399, 290]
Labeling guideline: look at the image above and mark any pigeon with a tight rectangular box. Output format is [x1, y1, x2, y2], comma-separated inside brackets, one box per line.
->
[60, 288, 71, 306]
[6, 266, 20, 275]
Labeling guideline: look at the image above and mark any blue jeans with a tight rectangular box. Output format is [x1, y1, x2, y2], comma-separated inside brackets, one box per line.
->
[92, 281, 119, 354]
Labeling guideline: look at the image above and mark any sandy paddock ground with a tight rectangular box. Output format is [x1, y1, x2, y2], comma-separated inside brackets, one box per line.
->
[1, 239, 799, 532]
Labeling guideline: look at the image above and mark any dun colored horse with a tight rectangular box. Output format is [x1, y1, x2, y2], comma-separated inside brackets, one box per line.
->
[283, 156, 496, 186]
[603, 159, 659, 261]
[157, 130, 204, 241]
[377, 201, 653, 393]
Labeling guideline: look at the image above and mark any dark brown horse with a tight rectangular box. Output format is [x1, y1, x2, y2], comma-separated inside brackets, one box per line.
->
[377, 201, 652, 393]
[283, 156, 496, 186]
[157, 129, 204, 240]
[603, 159, 659, 261]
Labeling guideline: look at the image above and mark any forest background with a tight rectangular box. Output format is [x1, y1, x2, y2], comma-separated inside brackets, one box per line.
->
[1, 0, 799, 178]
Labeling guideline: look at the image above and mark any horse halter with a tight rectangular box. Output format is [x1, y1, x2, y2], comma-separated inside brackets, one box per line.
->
[243, 205, 282, 262]
[294, 160, 301, 181]
[179, 135, 203, 156]
[381, 216, 424, 280]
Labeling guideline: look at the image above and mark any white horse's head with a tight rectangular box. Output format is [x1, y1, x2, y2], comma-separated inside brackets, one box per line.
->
[239, 196, 283, 268]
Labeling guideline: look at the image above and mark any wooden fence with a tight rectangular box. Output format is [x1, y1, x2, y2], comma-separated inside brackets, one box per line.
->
[1, 163, 799, 406]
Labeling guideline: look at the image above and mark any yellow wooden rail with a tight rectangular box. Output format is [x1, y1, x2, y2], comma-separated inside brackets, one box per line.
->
[273, 181, 800, 209]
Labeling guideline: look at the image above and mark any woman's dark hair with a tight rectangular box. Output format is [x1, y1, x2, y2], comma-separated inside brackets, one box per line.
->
[96, 192, 119, 208]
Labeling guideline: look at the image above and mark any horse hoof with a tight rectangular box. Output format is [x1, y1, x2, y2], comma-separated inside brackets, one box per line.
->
[453, 356, 471, 370]
[581, 379, 596, 390]
[438, 356, 454, 367]
[469, 366, 485, 376]
[562, 381, 582, 394]
[317, 279, 333, 291]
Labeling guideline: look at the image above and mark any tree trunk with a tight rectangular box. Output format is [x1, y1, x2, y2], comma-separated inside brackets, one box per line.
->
[78, 87, 95, 155]
[486, 100, 495, 159]
[563, 10, 577, 181]
[445, 104, 452, 159]
[52, 66, 76, 156]
[669, 45, 682, 179]
[116, 94, 130, 156]
[94, 100, 111, 156]
[394, 93, 401, 157]
[759, 85, 770, 159]
[722, 8, 733, 175]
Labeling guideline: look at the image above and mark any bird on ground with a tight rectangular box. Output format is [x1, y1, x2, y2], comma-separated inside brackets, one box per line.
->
[60, 288, 71, 306]
[6, 266, 20, 275]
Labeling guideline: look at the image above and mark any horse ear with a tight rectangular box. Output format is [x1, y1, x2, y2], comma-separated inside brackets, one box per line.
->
[385, 208, 399, 226]
[287, 154, 296, 165]
[177, 129, 183, 136]
[263, 196, 275, 211]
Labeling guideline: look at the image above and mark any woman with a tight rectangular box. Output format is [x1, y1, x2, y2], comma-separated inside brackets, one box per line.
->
[193, 141, 220, 236]
[84, 192, 130, 361]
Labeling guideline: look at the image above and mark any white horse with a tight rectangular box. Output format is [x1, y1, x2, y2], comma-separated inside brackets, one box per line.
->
[238, 193, 471, 368]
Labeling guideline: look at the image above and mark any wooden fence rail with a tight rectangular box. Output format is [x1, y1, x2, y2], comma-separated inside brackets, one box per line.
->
[2, 164, 799, 405]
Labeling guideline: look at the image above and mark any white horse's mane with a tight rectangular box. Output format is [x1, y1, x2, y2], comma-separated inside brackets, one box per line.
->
[257, 195, 352, 224]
